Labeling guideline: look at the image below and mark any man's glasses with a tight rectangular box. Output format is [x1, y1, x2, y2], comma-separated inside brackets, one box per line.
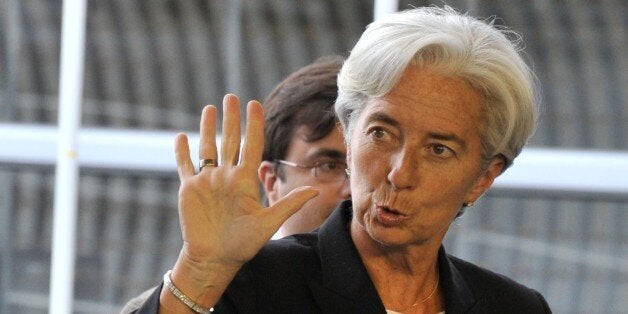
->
[275, 159, 348, 183]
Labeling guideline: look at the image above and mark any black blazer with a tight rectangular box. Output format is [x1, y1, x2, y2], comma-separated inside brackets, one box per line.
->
[135, 201, 551, 314]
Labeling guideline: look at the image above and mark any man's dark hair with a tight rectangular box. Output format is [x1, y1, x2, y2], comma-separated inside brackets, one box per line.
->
[262, 56, 344, 170]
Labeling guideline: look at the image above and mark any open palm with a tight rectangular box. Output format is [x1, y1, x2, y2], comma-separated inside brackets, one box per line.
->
[173, 94, 318, 276]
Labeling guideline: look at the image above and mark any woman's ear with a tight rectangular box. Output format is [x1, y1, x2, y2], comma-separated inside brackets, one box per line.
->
[465, 156, 505, 204]
[258, 161, 280, 204]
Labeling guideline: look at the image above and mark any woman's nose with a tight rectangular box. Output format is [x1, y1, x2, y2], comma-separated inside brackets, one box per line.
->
[386, 149, 417, 191]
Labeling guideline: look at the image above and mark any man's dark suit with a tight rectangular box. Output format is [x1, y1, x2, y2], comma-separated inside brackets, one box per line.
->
[135, 201, 551, 313]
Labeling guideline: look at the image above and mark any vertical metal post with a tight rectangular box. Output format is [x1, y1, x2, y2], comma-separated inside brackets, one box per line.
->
[0, 172, 14, 314]
[49, 0, 87, 313]
[1, 0, 21, 120]
[0, 0, 21, 312]
[374, 0, 398, 21]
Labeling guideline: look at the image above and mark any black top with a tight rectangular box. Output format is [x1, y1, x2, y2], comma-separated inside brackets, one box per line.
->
[135, 200, 551, 314]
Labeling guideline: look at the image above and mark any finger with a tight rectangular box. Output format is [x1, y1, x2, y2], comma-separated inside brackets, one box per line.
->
[265, 187, 319, 226]
[199, 105, 218, 167]
[175, 133, 194, 180]
[220, 94, 242, 166]
[241, 100, 264, 171]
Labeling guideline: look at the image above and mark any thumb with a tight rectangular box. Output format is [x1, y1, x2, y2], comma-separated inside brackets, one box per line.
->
[267, 186, 319, 223]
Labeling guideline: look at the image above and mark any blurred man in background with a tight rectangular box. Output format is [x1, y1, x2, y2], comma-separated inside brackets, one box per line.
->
[259, 55, 350, 238]
[120, 56, 349, 313]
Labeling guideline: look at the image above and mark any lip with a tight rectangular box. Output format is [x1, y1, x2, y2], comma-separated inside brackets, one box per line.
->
[375, 205, 407, 227]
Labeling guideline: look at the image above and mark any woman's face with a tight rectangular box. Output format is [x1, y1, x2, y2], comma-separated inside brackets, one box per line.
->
[348, 66, 503, 248]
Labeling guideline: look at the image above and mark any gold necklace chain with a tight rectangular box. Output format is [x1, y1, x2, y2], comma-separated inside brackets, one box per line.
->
[405, 270, 440, 310]
[416, 271, 439, 304]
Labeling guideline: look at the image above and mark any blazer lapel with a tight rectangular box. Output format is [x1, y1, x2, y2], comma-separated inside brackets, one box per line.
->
[438, 247, 486, 314]
[308, 202, 386, 314]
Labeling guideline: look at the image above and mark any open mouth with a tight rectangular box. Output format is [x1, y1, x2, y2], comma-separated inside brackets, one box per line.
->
[375, 205, 407, 226]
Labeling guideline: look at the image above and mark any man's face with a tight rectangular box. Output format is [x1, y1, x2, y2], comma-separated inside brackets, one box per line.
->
[263, 125, 350, 237]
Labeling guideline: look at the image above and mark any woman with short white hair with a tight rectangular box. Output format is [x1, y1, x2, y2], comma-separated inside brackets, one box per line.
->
[134, 6, 550, 314]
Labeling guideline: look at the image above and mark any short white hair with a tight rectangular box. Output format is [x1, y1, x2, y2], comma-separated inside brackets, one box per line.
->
[335, 6, 539, 169]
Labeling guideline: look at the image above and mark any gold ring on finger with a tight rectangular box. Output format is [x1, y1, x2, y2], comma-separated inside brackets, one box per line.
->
[199, 158, 218, 171]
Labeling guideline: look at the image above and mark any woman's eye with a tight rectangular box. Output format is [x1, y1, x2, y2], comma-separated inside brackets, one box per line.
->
[430, 144, 454, 157]
[433, 145, 445, 154]
[369, 127, 387, 139]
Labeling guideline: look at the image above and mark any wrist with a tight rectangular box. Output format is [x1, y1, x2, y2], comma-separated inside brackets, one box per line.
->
[164, 270, 214, 313]
[177, 247, 243, 287]
[159, 250, 241, 312]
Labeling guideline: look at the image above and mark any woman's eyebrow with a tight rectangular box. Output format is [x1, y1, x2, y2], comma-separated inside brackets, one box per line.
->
[427, 132, 467, 150]
[365, 112, 400, 128]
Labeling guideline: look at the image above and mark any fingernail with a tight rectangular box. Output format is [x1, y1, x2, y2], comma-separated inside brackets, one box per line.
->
[224, 94, 237, 102]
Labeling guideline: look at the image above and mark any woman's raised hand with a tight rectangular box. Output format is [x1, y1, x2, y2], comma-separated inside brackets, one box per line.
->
[161, 94, 318, 311]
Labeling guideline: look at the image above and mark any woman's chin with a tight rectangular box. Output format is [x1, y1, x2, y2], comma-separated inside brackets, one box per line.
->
[365, 223, 412, 247]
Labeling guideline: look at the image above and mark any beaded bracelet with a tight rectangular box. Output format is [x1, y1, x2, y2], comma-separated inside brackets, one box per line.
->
[163, 270, 214, 314]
